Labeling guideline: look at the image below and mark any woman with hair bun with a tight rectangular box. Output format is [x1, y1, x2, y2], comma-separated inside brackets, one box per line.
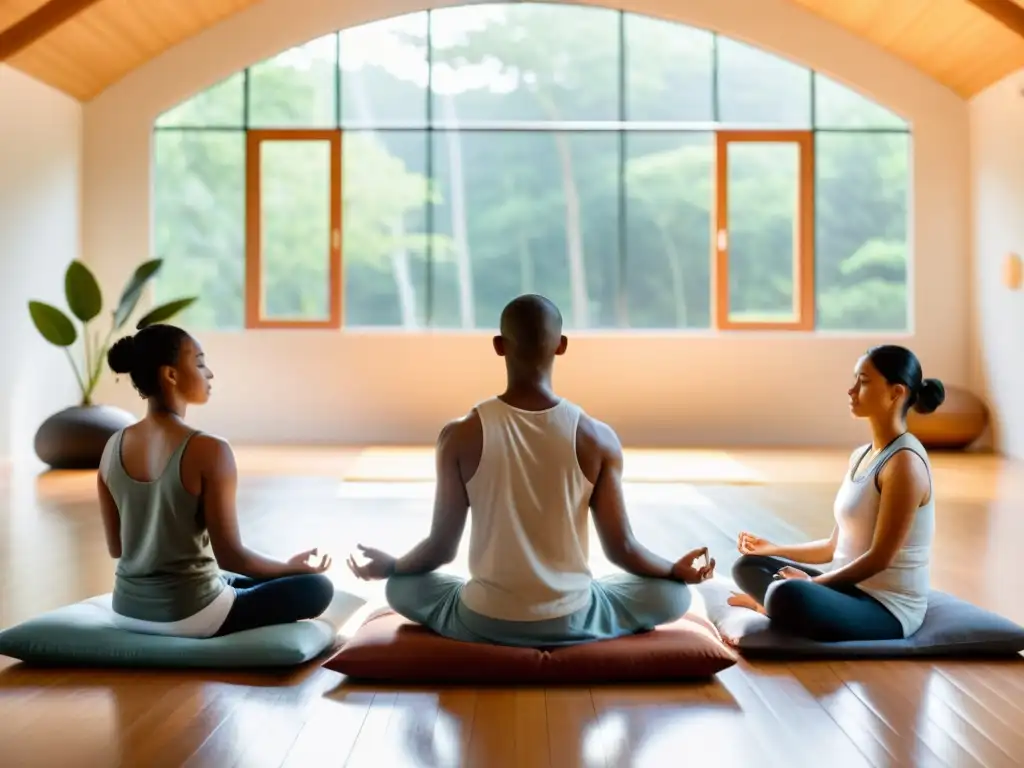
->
[97, 324, 335, 638]
[727, 345, 944, 642]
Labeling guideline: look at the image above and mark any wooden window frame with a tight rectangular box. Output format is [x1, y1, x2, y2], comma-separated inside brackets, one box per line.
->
[714, 130, 815, 331]
[245, 129, 342, 330]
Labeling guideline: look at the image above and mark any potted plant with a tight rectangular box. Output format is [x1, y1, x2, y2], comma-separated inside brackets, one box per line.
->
[27, 258, 198, 470]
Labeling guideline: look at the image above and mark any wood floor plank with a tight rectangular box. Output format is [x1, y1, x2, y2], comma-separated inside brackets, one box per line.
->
[513, 690, 551, 768]
[876, 661, 1018, 768]
[341, 691, 400, 768]
[459, 690, 518, 768]
[280, 683, 375, 768]
[432, 688, 479, 767]
[589, 679, 775, 767]
[131, 682, 238, 768]
[830, 661, 992, 768]
[789, 661, 946, 768]
[926, 665, 1024, 763]
[715, 663, 872, 768]
[544, 687, 605, 768]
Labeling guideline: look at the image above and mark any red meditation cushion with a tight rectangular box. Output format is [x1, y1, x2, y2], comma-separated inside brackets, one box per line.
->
[323, 609, 738, 683]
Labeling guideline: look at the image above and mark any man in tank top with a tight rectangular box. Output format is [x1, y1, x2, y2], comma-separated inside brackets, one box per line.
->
[346, 294, 715, 647]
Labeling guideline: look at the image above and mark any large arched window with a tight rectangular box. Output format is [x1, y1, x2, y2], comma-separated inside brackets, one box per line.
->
[152, 4, 909, 332]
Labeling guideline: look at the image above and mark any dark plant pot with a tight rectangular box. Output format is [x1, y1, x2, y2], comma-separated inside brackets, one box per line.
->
[34, 405, 137, 470]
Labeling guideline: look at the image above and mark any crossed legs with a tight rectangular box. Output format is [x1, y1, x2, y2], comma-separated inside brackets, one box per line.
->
[384, 572, 692, 648]
[214, 572, 335, 637]
[729, 554, 904, 642]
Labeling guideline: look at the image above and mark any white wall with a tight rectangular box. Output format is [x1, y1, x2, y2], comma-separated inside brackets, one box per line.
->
[82, 0, 971, 448]
[969, 69, 1024, 460]
[0, 66, 82, 464]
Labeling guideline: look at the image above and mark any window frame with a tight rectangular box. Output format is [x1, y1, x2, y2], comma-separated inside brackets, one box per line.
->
[244, 128, 343, 330]
[714, 130, 815, 331]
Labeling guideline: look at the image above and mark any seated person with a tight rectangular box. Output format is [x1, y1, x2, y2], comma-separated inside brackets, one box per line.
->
[347, 294, 715, 647]
[96, 323, 335, 638]
[728, 344, 943, 643]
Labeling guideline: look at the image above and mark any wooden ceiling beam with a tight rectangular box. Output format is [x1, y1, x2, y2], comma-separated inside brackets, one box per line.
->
[0, 0, 105, 61]
[963, 0, 1024, 40]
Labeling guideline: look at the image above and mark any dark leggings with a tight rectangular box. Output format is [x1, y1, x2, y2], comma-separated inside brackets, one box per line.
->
[213, 572, 334, 637]
[731, 554, 904, 642]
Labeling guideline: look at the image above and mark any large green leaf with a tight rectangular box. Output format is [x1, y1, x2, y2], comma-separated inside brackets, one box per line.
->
[64, 261, 102, 322]
[28, 301, 77, 346]
[114, 259, 163, 329]
[136, 297, 198, 329]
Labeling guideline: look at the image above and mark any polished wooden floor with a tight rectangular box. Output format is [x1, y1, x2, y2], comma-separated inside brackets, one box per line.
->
[2, 446, 1024, 768]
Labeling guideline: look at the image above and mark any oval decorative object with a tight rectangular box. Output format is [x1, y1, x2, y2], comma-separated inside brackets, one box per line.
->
[34, 405, 137, 470]
[907, 385, 989, 451]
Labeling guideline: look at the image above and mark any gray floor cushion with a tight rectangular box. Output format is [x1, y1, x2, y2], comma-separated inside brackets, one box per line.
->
[695, 578, 1024, 659]
[0, 591, 366, 669]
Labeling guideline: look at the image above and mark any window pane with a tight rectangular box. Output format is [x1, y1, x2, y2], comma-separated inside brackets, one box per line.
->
[258, 140, 334, 321]
[816, 133, 909, 331]
[340, 13, 428, 127]
[725, 141, 801, 322]
[343, 131, 429, 327]
[625, 133, 713, 328]
[429, 131, 619, 329]
[625, 16, 713, 122]
[248, 35, 338, 128]
[814, 74, 907, 129]
[156, 73, 245, 128]
[429, 4, 619, 126]
[153, 131, 245, 330]
[717, 38, 811, 126]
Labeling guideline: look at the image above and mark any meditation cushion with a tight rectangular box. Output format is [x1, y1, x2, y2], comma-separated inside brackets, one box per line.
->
[323, 609, 738, 683]
[697, 580, 1024, 659]
[0, 593, 355, 669]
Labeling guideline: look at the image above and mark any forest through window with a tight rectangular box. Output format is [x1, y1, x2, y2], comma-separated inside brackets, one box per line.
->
[152, 4, 910, 332]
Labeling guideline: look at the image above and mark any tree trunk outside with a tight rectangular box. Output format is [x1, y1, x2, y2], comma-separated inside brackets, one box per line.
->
[441, 93, 476, 329]
[550, 127, 589, 329]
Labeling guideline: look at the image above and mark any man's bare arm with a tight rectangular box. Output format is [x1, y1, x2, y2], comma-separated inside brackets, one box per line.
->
[392, 419, 472, 575]
[586, 419, 679, 579]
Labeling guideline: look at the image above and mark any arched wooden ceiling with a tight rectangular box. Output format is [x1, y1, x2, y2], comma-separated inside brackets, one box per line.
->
[1, 0, 1023, 101]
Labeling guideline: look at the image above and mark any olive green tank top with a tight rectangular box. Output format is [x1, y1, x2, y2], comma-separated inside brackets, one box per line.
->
[104, 428, 227, 622]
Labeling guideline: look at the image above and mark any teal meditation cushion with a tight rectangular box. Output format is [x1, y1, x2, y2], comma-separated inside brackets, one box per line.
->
[0, 594, 341, 668]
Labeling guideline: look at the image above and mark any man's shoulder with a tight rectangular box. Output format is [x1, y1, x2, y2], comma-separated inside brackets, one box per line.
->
[576, 411, 621, 455]
[437, 409, 483, 447]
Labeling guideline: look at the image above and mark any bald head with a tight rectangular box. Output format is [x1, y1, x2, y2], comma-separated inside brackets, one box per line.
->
[497, 294, 565, 366]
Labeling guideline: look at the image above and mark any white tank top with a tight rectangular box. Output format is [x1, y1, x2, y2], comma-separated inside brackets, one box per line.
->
[459, 397, 595, 622]
[829, 432, 934, 637]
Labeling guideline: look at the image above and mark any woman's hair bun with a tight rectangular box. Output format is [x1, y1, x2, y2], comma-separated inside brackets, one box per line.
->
[913, 378, 946, 415]
[107, 335, 136, 375]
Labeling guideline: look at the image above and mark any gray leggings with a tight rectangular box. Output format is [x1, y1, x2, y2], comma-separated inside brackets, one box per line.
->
[731, 554, 904, 642]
